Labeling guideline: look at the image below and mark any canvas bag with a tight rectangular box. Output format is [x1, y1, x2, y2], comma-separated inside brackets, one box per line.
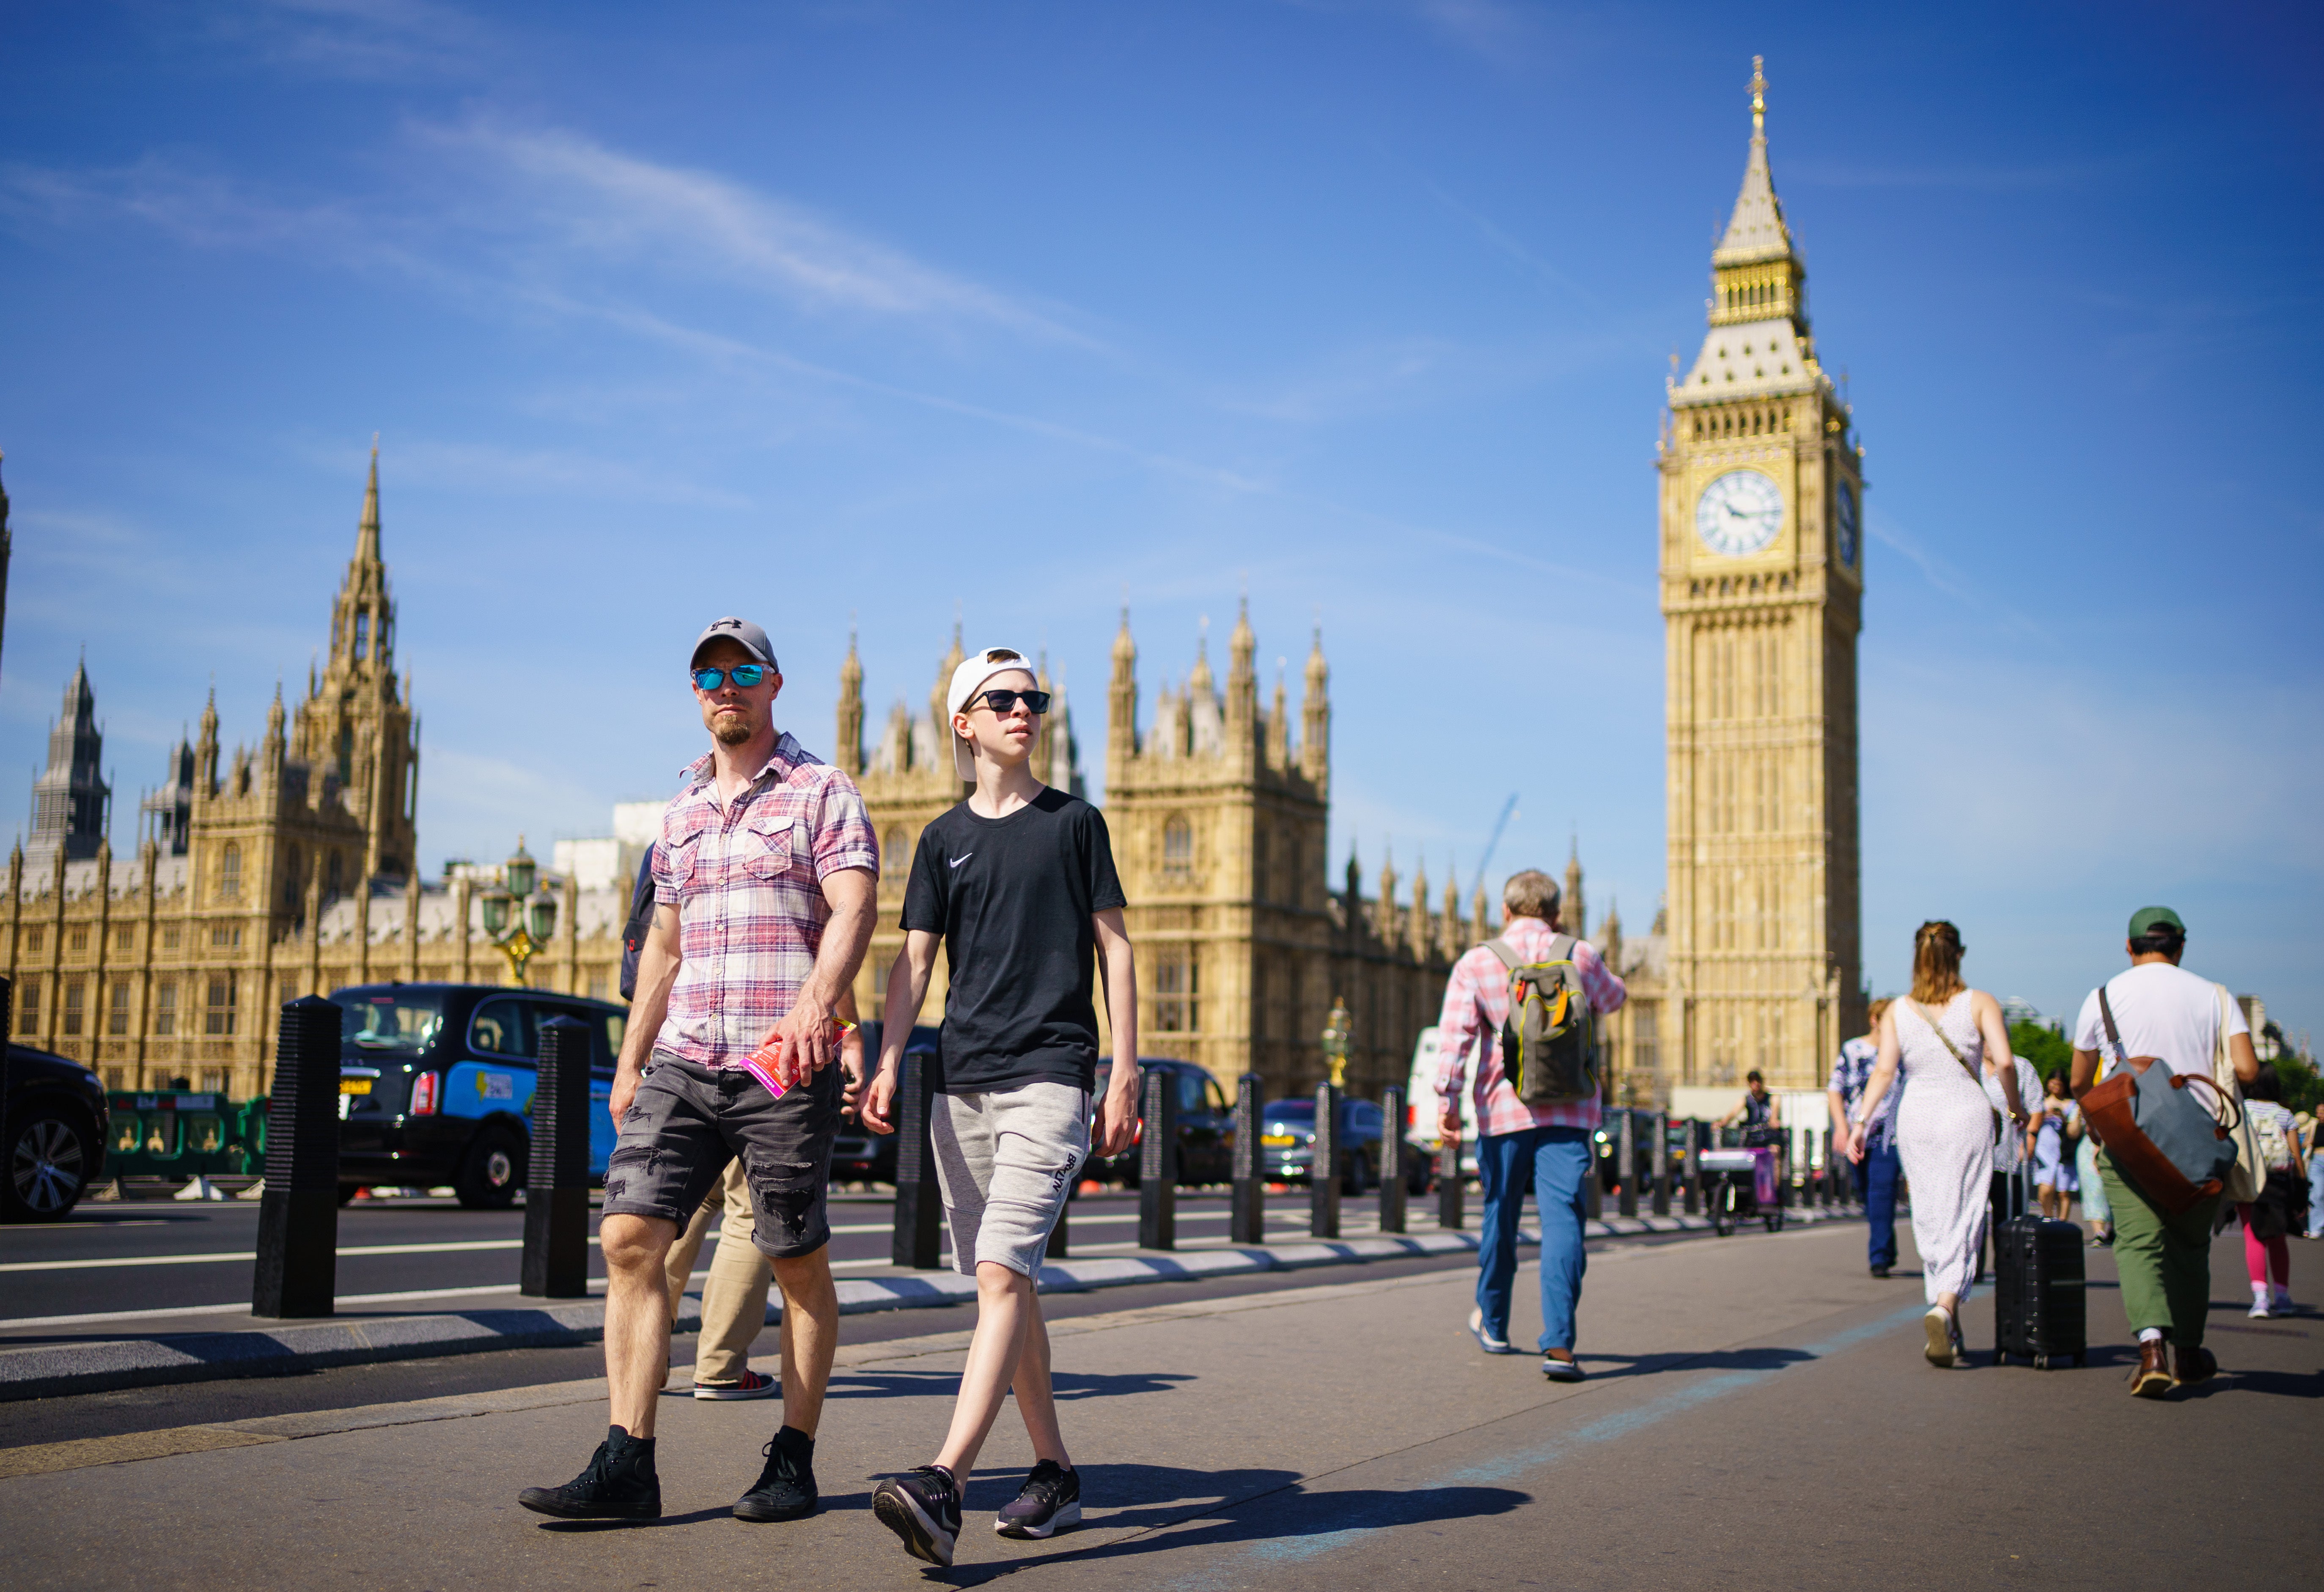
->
[2081, 984, 2239, 1216]
[2212, 983, 2265, 1204]
[1485, 933, 1597, 1106]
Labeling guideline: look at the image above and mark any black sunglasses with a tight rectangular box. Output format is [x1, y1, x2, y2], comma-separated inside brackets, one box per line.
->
[692, 664, 770, 691]
[970, 688, 1051, 716]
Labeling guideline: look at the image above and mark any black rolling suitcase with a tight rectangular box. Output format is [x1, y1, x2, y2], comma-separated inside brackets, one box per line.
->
[1993, 1214, 2086, 1368]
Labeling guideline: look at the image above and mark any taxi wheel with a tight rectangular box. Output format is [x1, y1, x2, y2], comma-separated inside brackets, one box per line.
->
[456, 1126, 527, 1210]
[3, 1104, 94, 1223]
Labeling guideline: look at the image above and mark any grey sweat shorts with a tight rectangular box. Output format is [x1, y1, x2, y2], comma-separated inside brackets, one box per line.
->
[932, 1080, 1091, 1279]
[601, 1053, 840, 1260]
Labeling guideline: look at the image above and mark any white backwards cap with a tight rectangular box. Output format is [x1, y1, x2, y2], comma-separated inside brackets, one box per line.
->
[945, 645, 1038, 781]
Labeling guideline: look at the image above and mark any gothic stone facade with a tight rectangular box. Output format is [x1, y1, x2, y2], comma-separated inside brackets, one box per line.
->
[5, 454, 635, 1096]
[1654, 63, 1867, 1092]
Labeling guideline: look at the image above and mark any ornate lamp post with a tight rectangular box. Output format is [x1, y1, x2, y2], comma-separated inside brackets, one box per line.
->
[1321, 996, 1352, 1088]
[478, 837, 558, 986]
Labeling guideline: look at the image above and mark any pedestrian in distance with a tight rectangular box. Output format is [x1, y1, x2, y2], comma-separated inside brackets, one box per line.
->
[518, 617, 879, 1522]
[1718, 1070, 1779, 1142]
[2029, 1073, 2081, 1224]
[1829, 998, 1899, 1277]
[2235, 1065, 2305, 1317]
[1434, 869, 1628, 1382]
[1849, 921, 2028, 1368]
[2077, 1098, 2114, 1248]
[2068, 906, 2259, 1398]
[2303, 1109, 2324, 1241]
[860, 645, 1141, 1568]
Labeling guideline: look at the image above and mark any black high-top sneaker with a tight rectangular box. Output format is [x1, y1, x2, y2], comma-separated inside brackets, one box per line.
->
[733, 1425, 819, 1522]
[872, 1465, 961, 1566]
[518, 1426, 663, 1520]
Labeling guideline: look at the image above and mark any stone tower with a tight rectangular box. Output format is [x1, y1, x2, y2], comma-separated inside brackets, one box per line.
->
[28, 659, 112, 870]
[1657, 58, 1865, 1090]
[290, 443, 420, 884]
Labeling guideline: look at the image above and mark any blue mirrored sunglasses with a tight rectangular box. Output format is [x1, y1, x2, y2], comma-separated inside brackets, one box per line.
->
[692, 664, 769, 691]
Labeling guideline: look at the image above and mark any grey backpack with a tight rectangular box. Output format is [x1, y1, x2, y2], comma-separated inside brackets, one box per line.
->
[1486, 934, 1598, 1106]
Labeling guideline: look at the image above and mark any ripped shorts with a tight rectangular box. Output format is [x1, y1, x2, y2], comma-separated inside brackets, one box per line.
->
[601, 1052, 839, 1259]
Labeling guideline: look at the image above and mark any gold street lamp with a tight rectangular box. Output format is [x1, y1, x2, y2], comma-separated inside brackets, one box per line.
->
[1321, 996, 1352, 1088]
[478, 837, 558, 985]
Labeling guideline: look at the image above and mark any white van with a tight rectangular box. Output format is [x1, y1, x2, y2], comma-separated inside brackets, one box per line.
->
[1404, 1026, 1480, 1177]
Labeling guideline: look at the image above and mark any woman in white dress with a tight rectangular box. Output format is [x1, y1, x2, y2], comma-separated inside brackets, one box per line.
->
[1849, 921, 2029, 1366]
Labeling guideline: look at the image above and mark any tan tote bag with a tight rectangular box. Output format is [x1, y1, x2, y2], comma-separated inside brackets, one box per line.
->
[2214, 983, 2264, 1205]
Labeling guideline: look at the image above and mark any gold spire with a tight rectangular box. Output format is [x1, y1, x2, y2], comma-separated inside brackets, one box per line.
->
[1750, 53, 1765, 134]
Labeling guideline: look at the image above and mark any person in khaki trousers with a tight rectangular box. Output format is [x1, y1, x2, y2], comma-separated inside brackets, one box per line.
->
[663, 1016, 863, 1397]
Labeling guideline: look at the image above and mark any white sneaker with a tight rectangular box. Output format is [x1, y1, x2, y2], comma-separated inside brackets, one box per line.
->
[1467, 1307, 1519, 1355]
[2248, 1293, 2272, 1318]
[1923, 1307, 1957, 1366]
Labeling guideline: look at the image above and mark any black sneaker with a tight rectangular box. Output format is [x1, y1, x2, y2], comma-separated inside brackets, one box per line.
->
[873, 1465, 961, 1567]
[517, 1427, 662, 1520]
[734, 1426, 818, 1522]
[995, 1458, 1082, 1539]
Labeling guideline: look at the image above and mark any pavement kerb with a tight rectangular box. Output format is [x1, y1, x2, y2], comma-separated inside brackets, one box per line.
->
[0, 1203, 1866, 1404]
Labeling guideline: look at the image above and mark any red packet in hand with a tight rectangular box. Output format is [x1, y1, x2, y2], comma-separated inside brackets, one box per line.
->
[742, 1039, 788, 1100]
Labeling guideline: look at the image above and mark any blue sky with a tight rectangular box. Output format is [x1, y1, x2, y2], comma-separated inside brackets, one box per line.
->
[3, 2, 2318, 1043]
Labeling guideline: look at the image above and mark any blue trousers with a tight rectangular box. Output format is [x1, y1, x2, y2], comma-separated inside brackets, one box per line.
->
[1862, 1139, 1901, 1270]
[1475, 1125, 1591, 1352]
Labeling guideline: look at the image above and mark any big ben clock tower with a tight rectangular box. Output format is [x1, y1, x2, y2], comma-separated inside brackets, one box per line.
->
[1659, 58, 1864, 1092]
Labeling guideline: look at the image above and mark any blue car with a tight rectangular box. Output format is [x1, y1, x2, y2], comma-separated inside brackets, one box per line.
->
[332, 983, 626, 1208]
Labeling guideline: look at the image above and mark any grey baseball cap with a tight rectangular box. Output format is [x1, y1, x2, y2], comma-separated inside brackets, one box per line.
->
[689, 617, 778, 672]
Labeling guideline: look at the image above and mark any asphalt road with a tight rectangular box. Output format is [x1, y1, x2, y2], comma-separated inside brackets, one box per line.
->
[0, 1189, 1342, 1323]
[4, 1215, 2314, 1590]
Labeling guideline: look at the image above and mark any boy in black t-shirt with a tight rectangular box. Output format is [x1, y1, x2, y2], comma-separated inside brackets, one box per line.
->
[861, 645, 1140, 1566]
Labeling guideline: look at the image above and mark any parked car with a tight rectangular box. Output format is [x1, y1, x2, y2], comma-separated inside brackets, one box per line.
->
[330, 983, 626, 1208]
[3, 1042, 110, 1222]
[828, 1019, 942, 1183]
[1259, 1095, 1400, 1194]
[1088, 1057, 1235, 1186]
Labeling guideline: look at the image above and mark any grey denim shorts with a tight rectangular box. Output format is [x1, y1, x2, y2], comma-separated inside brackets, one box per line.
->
[602, 1053, 840, 1260]
[932, 1080, 1091, 1279]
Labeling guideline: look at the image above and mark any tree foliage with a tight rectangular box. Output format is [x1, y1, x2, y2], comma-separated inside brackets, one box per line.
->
[2010, 1021, 2074, 1081]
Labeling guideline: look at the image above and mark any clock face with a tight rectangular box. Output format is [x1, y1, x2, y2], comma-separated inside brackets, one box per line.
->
[1836, 479, 1860, 566]
[1695, 469, 1784, 556]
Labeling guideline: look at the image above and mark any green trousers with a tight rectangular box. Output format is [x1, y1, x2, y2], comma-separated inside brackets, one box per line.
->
[2099, 1150, 2221, 1346]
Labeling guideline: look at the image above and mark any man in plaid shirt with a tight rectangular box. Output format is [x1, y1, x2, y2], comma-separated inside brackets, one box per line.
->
[521, 616, 877, 1527]
[1436, 868, 1626, 1380]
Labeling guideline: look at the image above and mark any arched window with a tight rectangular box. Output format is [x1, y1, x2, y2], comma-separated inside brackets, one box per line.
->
[220, 843, 242, 900]
[1162, 815, 1192, 875]
[354, 612, 370, 660]
[328, 851, 344, 892]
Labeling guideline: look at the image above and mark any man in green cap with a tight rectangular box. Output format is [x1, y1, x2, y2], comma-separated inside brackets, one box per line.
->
[2069, 907, 2259, 1398]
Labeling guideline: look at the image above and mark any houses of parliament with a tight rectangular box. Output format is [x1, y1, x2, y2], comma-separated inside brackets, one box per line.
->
[5, 63, 1858, 1103]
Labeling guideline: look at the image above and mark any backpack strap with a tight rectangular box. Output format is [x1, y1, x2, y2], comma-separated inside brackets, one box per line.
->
[1484, 938, 1520, 971]
[1546, 933, 1576, 963]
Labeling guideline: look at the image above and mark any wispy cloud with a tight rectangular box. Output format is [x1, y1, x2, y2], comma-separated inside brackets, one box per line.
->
[199, 0, 496, 82]
[1281, 0, 1550, 65]
[1867, 511, 2052, 645]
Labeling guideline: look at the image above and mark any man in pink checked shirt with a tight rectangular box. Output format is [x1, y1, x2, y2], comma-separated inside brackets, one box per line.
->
[1434, 868, 1626, 1381]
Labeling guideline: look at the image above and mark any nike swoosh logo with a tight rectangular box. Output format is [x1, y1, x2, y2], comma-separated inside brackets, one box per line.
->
[948, 854, 972, 869]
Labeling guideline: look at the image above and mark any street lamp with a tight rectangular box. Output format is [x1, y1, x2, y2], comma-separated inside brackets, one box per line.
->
[1321, 996, 1352, 1088]
[478, 836, 558, 986]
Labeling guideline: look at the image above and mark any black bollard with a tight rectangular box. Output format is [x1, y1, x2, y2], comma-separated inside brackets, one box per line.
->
[1229, 1073, 1264, 1244]
[1378, 1084, 1407, 1234]
[253, 996, 343, 1318]
[1138, 1067, 1177, 1250]
[1683, 1121, 1703, 1216]
[1650, 1110, 1671, 1217]
[1616, 1109, 1638, 1219]
[521, 1016, 591, 1298]
[1437, 1137, 1464, 1230]
[1585, 1132, 1604, 1221]
[891, 1049, 942, 1269]
[1309, 1080, 1342, 1238]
